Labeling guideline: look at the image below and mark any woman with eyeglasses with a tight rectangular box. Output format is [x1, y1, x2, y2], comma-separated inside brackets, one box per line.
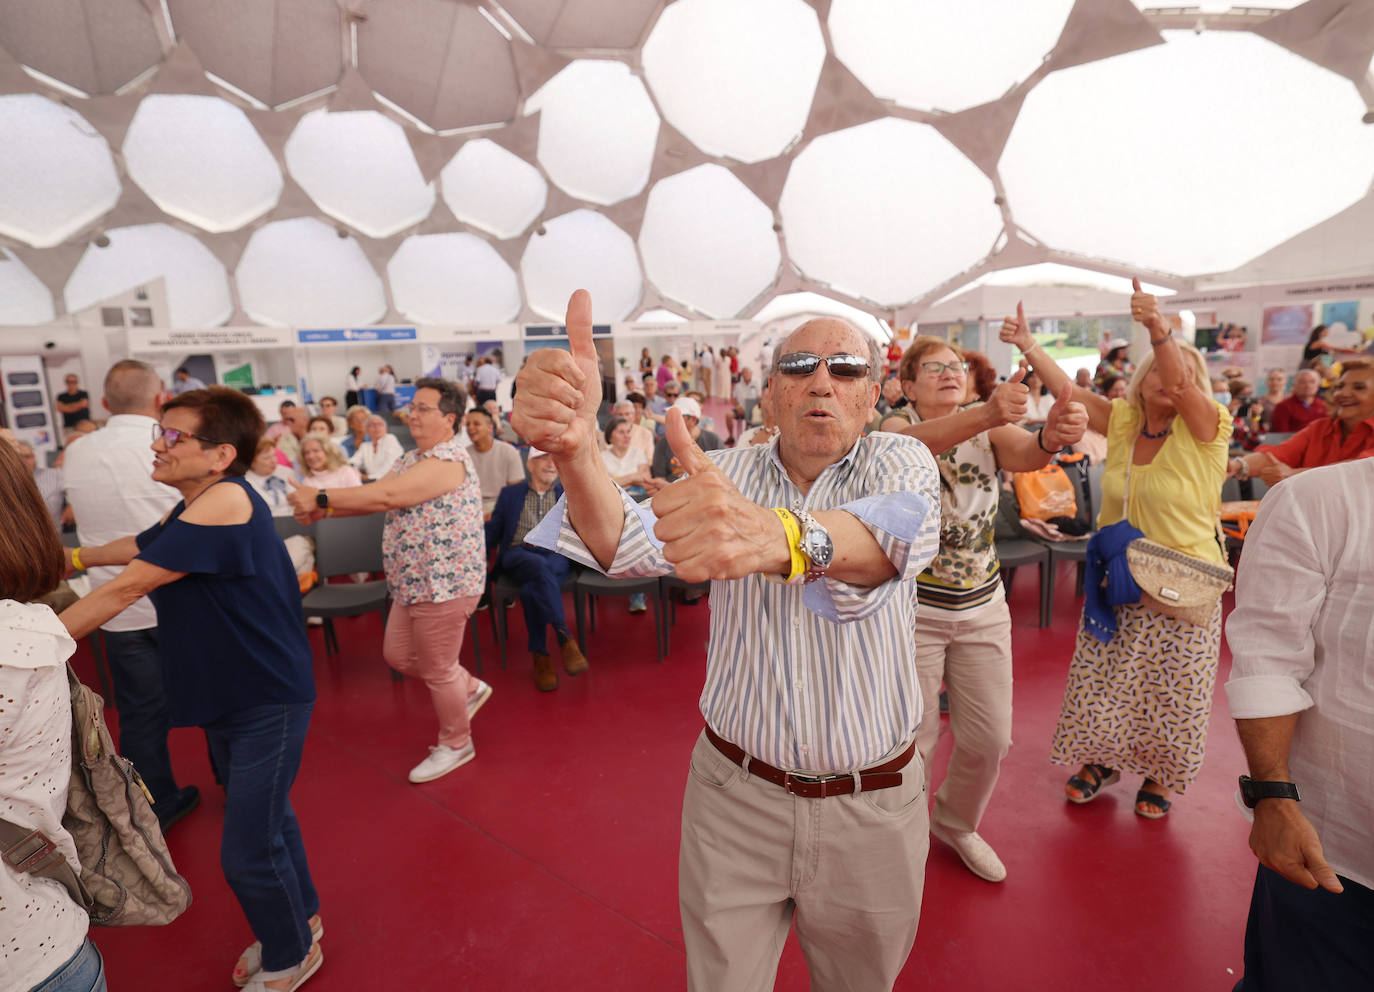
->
[287, 378, 489, 786]
[881, 335, 1087, 883]
[1003, 287, 1232, 822]
[57, 387, 323, 992]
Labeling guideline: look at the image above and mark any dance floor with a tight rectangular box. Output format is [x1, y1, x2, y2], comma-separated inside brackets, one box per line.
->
[77, 560, 1256, 990]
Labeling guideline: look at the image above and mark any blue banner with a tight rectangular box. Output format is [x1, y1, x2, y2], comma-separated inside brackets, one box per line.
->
[297, 327, 418, 343]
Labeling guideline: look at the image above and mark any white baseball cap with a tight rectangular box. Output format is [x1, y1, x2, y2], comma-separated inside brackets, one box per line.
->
[672, 396, 703, 420]
[526, 447, 552, 460]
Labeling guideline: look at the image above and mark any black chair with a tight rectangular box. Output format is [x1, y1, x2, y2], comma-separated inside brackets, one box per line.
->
[301, 514, 393, 673]
[272, 515, 316, 542]
[574, 571, 666, 664]
[660, 575, 710, 656]
[487, 565, 580, 670]
[994, 492, 1051, 628]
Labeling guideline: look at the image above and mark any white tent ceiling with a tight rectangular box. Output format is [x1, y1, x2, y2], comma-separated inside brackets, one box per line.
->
[1, 0, 1373, 333]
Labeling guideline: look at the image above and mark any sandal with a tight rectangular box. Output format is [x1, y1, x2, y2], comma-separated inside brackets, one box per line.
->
[233, 914, 323, 987]
[1065, 764, 1120, 804]
[242, 942, 322, 992]
[1135, 787, 1172, 820]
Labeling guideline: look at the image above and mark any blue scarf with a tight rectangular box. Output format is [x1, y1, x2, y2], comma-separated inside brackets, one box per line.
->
[264, 474, 289, 508]
[1082, 519, 1144, 643]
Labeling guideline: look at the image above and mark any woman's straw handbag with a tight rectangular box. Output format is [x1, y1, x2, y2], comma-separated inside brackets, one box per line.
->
[1125, 539, 1233, 625]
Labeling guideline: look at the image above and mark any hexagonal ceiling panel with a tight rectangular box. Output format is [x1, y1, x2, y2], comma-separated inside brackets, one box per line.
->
[0, 0, 163, 96]
[440, 138, 547, 239]
[388, 233, 521, 325]
[64, 224, 232, 328]
[828, 0, 1076, 114]
[237, 218, 388, 327]
[123, 94, 282, 233]
[0, 95, 120, 248]
[284, 109, 435, 239]
[643, 0, 825, 163]
[521, 209, 641, 323]
[500, 0, 661, 49]
[640, 164, 780, 318]
[525, 60, 659, 206]
[1002, 30, 1374, 276]
[781, 118, 1003, 306]
[358, 0, 518, 132]
[166, 0, 343, 109]
[0, 249, 56, 325]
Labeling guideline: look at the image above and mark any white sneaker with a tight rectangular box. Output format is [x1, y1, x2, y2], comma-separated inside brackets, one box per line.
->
[408, 741, 475, 783]
[930, 822, 1007, 883]
[467, 680, 493, 720]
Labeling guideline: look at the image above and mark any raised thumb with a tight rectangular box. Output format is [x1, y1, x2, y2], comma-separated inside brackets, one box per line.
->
[565, 289, 597, 367]
[665, 408, 711, 477]
[1132, 277, 1143, 293]
[287, 477, 301, 489]
[1052, 383, 1073, 410]
[1016, 300, 1026, 326]
[1006, 367, 1027, 386]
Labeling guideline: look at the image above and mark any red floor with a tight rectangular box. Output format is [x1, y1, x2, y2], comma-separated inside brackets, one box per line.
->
[77, 562, 1256, 990]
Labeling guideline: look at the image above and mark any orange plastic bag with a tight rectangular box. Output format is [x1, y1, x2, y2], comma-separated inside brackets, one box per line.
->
[1012, 465, 1078, 522]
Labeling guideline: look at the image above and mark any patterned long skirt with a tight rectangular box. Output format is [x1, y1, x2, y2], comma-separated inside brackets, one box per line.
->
[1049, 601, 1222, 794]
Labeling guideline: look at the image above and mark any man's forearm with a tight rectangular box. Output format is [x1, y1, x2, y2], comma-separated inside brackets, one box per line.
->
[1235, 713, 1301, 781]
[813, 510, 897, 587]
[559, 444, 629, 570]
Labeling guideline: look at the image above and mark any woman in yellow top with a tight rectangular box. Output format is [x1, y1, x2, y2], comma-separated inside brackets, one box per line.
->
[1001, 283, 1231, 819]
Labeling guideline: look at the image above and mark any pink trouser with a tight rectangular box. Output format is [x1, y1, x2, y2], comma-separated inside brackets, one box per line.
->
[382, 596, 480, 749]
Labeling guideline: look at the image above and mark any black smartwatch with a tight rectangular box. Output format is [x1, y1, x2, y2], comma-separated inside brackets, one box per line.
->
[315, 489, 329, 509]
[1239, 775, 1300, 809]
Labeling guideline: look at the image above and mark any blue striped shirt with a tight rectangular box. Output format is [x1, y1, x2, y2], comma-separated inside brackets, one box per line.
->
[527, 432, 940, 772]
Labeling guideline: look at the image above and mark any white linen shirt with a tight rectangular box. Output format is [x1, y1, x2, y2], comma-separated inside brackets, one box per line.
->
[0, 601, 86, 992]
[1224, 459, 1374, 890]
[530, 431, 940, 772]
[349, 433, 404, 479]
[63, 413, 180, 631]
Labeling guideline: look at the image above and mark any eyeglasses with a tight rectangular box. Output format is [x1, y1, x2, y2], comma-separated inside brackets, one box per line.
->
[151, 425, 222, 448]
[776, 353, 872, 379]
[410, 404, 443, 415]
[919, 360, 970, 376]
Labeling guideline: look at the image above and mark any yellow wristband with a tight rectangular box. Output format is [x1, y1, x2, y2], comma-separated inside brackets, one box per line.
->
[770, 507, 806, 583]
[70, 546, 84, 571]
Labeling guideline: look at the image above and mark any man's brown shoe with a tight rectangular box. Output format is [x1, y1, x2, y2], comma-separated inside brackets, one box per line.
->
[560, 638, 589, 676]
[532, 653, 558, 692]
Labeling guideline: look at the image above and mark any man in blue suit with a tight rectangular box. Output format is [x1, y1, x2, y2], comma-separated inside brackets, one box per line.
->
[485, 449, 589, 691]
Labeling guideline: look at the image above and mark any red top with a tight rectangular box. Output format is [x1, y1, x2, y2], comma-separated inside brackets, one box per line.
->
[1259, 414, 1374, 469]
[1269, 395, 1328, 433]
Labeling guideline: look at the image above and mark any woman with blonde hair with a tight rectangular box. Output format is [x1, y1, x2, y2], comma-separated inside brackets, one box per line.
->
[298, 433, 360, 490]
[1002, 287, 1231, 820]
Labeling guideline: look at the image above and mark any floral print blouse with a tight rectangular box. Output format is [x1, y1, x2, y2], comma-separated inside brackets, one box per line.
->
[382, 436, 486, 604]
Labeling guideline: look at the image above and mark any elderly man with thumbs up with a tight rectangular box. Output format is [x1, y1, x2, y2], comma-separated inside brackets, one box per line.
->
[881, 335, 1088, 884]
[515, 290, 940, 991]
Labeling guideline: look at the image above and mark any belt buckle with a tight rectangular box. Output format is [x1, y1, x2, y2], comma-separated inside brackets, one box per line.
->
[784, 771, 846, 798]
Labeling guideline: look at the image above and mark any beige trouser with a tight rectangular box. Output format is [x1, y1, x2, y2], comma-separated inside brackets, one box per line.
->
[913, 601, 1014, 835]
[679, 731, 928, 992]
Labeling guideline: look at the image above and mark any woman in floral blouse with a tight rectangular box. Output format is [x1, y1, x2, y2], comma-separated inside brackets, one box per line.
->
[290, 378, 489, 784]
[882, 335, 1086, 884]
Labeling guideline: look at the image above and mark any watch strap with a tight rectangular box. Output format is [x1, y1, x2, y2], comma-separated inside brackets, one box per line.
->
[1239, 775, 1300, 808]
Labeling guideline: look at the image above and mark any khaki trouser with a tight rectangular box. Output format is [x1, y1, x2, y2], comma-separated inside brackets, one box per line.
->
[913, 601, 1014, 835]
[679, 732, 928, 992]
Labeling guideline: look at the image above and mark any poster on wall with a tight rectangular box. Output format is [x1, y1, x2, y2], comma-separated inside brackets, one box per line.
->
[1260, 304, 1313, 346]
[1320, 301, 1364, 350]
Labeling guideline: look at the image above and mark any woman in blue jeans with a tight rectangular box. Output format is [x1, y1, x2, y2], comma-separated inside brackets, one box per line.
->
[61, 387, 322, 992]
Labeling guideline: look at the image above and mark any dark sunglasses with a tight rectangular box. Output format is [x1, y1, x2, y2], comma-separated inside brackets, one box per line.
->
[777, 352, 871, 380]
[152, 424, 223, 448]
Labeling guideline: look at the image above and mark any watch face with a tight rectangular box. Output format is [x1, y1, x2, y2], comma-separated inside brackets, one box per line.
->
[803, 529, 834, 567]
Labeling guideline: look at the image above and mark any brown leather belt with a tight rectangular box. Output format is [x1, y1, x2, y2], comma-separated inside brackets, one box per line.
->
[704, 726, 914, 799]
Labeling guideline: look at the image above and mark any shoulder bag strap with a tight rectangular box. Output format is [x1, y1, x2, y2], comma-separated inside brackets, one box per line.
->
[0, 817, 92, 911]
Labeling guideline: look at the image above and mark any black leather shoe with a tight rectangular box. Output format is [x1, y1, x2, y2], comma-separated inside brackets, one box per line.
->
[155, 785, 201, 834]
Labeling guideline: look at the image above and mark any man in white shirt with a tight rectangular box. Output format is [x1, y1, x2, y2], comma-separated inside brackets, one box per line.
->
[63, 360, 201, 831]
[473, 357, 504, 408]
[171, 367, 206, 394]
[726, 366, 761, 443]
[317, 395, 347, 436]
[464, 408, 525, 519]
[1225, 459, 1374, 992]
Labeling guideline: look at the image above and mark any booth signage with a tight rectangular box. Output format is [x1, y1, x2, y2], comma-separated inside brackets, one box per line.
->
[128, 327, 293, 350]
[297, 327, 418, 343]
[419, 324, 519, 342]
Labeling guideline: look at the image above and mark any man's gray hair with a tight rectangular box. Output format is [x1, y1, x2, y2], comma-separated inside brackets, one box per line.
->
[103, 359, 162, 415]
[772, 319, 884, 383]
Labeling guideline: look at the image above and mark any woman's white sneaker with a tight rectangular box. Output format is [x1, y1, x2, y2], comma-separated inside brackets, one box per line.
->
[408, 741, 475, 783]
